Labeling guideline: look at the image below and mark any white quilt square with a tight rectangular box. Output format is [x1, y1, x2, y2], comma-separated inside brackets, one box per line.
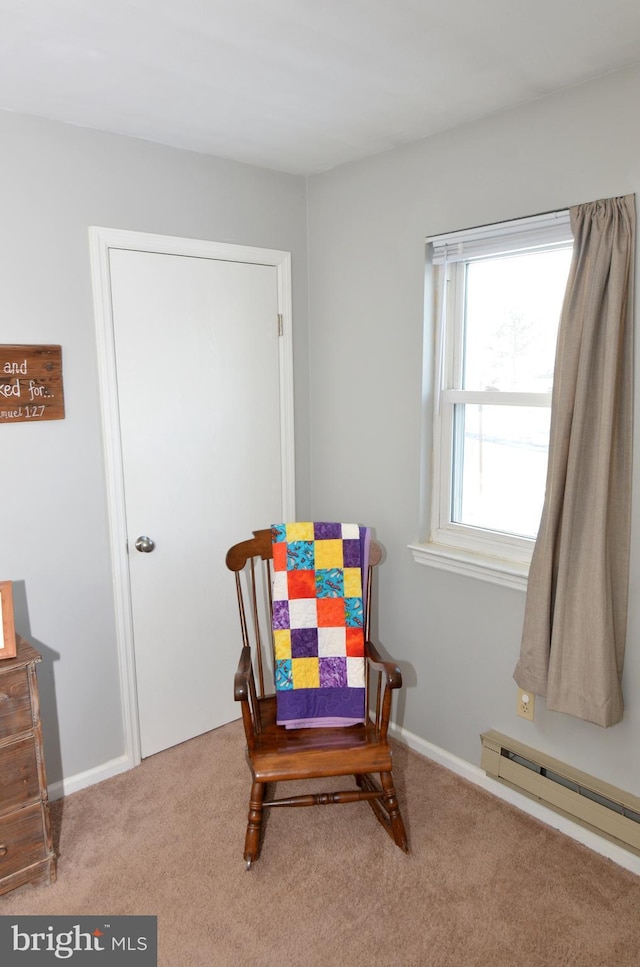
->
[288, 598, 318, 629]
[346, 657, 365, 688]
[318, 627, 347, 657]
[341, 522, 360, 539]
[272, 571, 288, 602]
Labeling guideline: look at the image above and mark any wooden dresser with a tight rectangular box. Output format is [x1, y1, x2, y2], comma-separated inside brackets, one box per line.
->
[0, 635, 56, 895]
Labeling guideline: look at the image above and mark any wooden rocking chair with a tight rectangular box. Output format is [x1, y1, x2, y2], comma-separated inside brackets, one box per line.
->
[226, 528, 409, 868]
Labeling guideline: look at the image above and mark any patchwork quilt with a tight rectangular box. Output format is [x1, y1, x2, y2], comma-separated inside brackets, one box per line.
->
[271, 522, 370, 729]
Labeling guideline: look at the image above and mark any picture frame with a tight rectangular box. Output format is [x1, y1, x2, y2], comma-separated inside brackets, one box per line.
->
[0, 581, 17, 660]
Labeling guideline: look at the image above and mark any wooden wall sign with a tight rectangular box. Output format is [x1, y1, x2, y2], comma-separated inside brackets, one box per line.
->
[0, 345, 64, 423]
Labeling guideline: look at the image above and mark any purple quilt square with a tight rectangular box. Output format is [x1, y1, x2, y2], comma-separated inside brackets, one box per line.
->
[314, 522, 342, 539]
[342, 539, 361, 567]
[291, 627, 318, 658]
[319, 657, 348, 687]
[272, 600, 290, 630]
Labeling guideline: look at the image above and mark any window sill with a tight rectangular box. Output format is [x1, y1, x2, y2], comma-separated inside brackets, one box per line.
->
[408, 541, 528, 591]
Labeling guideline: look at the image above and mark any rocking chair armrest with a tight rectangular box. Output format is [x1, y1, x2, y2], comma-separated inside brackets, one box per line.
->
[234, 646, 253, 703]
[365, 640, 403, 689]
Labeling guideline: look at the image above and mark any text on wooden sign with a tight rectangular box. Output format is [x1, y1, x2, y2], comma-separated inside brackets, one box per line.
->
[0, 345, 65, 423]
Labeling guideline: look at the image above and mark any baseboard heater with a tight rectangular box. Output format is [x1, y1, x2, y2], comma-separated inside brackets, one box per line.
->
[480, 730, 640, 856]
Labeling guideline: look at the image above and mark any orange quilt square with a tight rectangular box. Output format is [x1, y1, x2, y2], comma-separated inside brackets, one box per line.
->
[317, 597, 346, 627]
[346, 627, 364, 657]
[272, 541, 287, 572]
[287, 570, 316, 599]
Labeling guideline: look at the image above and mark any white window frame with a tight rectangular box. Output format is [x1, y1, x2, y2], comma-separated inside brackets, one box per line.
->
[410, 210, 572, 591]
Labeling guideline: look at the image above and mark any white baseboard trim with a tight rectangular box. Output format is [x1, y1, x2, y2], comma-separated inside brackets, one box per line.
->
[389, 722, 640, 877]
[48, 754, 133, 802]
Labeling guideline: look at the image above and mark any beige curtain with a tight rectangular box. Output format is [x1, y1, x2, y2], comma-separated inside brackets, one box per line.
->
[514, 195, 635, 727]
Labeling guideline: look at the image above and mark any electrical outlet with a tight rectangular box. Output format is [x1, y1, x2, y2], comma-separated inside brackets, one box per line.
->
[517, 687, 535, 721]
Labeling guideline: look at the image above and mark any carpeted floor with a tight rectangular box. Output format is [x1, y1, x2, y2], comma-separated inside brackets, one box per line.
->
[2, 720, 639, 966]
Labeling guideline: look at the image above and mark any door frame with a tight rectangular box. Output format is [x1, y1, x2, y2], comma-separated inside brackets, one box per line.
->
[89, 227, 296, 770]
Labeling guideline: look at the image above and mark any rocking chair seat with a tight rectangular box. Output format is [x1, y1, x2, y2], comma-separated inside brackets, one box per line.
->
[239, 694, 393, 783]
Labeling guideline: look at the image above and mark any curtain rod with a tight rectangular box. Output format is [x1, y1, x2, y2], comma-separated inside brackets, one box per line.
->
[430, 195, 634, 243]
[427, 206, 570, 244]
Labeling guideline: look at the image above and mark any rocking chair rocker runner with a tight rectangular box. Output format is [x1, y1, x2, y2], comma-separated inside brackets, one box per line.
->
[226, 527, 409, 868]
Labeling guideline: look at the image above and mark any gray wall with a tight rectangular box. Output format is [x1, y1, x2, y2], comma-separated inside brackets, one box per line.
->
[0, 109, 310, 786]
[5, 62, 640, 800]
[306, 63, 640, 796]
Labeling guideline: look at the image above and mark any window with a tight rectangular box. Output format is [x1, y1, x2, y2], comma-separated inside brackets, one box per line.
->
[411, 211, 573, 589]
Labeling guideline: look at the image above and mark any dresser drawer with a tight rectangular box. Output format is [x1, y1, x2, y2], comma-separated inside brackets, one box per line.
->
[0, 667, 33, 738]
[0, 803, 47, 878]
[0, 736, 40, 813]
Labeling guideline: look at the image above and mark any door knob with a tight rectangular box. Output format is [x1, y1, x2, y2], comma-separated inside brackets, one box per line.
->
[135, 535, 156, 553]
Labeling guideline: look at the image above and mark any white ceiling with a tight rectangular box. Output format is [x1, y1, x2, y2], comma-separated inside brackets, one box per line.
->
[1, 0, 640, 175]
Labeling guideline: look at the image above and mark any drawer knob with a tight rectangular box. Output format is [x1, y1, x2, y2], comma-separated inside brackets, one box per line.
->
[0, 845, 7, 856]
